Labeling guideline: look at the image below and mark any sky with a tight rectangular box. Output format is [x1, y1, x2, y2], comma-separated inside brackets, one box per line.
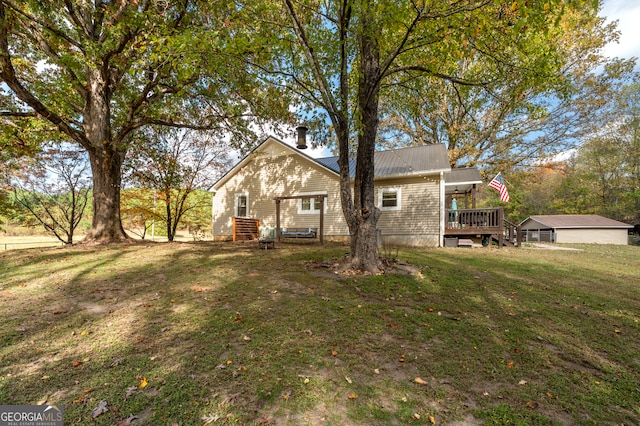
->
[279, 0, 640, 159]
[600, 0, 640, 64]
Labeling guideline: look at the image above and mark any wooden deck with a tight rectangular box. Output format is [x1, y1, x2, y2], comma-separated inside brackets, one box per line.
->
[445, 207, 521, 247]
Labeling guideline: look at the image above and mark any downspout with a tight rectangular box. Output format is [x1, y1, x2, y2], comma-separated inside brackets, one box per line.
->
[439, 171, 445, 247]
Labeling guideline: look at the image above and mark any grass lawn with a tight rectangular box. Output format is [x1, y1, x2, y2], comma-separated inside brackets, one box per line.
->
[0, 242, 638, 425]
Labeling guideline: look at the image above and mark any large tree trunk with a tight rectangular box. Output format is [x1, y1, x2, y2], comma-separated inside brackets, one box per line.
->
[82, 69, 129, 241]
[348, 1, 382, 273]
[85, 147, 128, 241]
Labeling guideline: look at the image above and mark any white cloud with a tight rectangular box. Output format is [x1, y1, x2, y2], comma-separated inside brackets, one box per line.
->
[600, 0, 640, 66]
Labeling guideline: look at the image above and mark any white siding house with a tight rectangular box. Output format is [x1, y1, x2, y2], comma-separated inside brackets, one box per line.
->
[211, 137, 453, 247]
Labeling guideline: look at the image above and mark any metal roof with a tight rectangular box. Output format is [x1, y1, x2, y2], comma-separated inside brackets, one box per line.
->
[519, 215, 632, 229]
[444, 168, 482, 185]
[213, 139, 452, 190]
[316, 144, 451, 178]
[443, 168, 482, 194]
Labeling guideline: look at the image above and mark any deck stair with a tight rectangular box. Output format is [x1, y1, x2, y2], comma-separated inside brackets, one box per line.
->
[232, 217, 259, 242]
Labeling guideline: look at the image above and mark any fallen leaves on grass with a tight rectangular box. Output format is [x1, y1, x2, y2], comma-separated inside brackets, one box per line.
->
[138, 377, 148, 389]
[91, 400, 108, 419]
[348, 393, 357, 399]
[71, 360, 83, 367]
[414, 377, 427, 385]
[111, 357, 125, 367]
[382, 315, 399, 329]
[220, 393, 241, 405]
[125, 387, 138, 399]
[116, 414, 139, 426]
[202, 413, 221, 424]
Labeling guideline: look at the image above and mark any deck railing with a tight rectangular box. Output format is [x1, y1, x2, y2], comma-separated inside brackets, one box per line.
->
[445, 207, 522, 247]
[446, 207, 503, 231]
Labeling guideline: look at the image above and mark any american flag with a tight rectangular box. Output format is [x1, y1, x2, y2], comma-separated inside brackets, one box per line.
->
[488, 172, 510, 202]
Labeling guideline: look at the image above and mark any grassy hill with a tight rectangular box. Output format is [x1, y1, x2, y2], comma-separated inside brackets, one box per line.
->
[1, 242, 638, 425]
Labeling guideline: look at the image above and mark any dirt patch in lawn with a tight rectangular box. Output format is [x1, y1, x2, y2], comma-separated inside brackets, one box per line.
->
[305, 257, 424, 278]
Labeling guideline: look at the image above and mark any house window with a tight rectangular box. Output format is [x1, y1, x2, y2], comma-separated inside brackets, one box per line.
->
[301, 197, 320, 212]
[235, 193, 248, 217]
[298, 192, 327, 214]
[378, 188, 401, 211]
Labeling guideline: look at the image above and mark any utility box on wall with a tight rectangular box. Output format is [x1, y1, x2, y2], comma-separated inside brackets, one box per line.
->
[444, 237, 458, 248]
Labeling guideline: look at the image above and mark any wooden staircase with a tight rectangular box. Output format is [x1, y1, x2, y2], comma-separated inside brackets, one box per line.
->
[232, 217, 259, 242]
[492, 218, 522, 247]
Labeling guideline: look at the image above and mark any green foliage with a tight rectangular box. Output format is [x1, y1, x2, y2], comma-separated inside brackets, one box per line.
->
[120, 188, 159, 240]
[124, 127, 224, 241]
[377, 1, 635, 169]
[0, 0, 293, 240]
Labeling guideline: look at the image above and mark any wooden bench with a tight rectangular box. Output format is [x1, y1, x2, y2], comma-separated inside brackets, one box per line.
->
[458, 238, 474, 248]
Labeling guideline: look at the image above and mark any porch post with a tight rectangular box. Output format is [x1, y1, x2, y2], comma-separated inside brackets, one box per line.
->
[318, 195, 324, 245]
[439, 172, 445, 247]
[471, 184, 477, 208]
[276, 199, 281, 242]
[498, 207, 504, 247]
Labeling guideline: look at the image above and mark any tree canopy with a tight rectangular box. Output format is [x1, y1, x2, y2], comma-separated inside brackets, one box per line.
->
[0, 0, 291, 241]
[376, 3, 635, 170]
[246, 0, 609, 271]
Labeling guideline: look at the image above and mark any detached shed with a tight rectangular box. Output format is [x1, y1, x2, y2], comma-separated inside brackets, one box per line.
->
[519, 215, 632, 245]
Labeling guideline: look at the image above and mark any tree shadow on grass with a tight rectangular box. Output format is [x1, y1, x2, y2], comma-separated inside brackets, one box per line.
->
[1, 243, 639, 425]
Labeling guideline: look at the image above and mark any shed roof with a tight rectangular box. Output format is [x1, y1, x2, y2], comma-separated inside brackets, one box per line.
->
[519, 215, 632, 229]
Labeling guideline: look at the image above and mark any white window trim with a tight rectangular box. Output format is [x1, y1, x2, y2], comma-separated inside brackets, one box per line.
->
[234, 192, 249, 217]
[297, 191, 328, 215]
[378, 187, 401, 211]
